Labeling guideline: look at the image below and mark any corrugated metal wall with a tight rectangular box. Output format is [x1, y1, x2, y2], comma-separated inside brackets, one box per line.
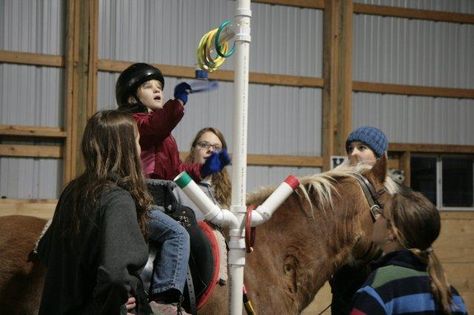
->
[0, 0, 65, 199]
[352, 93, 474, 144]
[97, 0, 324, 191]
[1, 0, 473, 197]
[98, 0, 323, 76]
[353, 1, 474, 144]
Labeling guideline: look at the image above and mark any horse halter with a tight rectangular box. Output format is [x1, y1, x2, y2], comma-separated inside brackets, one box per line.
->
[353, 173, 386, 222]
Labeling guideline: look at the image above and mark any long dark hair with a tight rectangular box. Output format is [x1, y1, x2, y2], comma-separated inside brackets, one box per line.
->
[58, 110, 152, 237]
[185, 127, 231, 208]
[386, 190, 453, 314]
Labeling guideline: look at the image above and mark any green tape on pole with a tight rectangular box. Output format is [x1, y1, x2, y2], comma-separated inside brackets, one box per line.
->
[174, 171, 192, 188]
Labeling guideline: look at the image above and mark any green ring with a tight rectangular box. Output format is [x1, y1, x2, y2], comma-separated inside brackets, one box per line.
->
[215, 20, 235, 58]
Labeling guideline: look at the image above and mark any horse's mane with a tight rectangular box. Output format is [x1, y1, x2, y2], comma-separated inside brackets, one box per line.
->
[247, 163, 373, 210]
[246, 161, 399, 218]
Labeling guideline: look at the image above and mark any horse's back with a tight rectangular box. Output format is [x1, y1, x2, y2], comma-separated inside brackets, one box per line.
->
[0, 215, 47, 315]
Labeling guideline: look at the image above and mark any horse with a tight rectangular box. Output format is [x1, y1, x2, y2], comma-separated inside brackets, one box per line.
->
[0, 156, 394, 314]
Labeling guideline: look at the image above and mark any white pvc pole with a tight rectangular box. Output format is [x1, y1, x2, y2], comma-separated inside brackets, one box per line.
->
[174, 172, 238, 228]
[228, 1, 252, 315]
[250, 176, 300, 226]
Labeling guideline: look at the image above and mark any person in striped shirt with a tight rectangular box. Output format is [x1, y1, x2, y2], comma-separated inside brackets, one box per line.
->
[350, 189, 467, 315]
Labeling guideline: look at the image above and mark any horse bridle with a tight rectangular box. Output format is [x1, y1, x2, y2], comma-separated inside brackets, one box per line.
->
[353, 173, 386, 222]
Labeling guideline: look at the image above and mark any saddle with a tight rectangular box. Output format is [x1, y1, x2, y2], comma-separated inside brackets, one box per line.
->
[145, 179, 222, 313]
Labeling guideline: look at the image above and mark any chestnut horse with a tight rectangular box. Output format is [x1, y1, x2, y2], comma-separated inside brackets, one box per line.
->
[0, 157, 395, 314]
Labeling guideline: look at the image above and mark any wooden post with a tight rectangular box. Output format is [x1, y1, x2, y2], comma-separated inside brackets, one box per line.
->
[399, 151, 411, 186]
[63, 0, 99, 182]
[322, 0, 353, 170]
[336, 1, 353, 156]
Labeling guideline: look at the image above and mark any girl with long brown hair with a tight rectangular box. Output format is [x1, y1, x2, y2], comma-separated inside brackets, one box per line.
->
[37, 110, 153, 314]
[350, 189, 467, 314]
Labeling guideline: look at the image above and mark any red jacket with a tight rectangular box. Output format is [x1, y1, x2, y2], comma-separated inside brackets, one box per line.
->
[133, 99, 202, 181]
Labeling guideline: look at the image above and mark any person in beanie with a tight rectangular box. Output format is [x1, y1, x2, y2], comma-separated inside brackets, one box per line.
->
[330, 126, 390, 315]
[345, 126, 388, 165]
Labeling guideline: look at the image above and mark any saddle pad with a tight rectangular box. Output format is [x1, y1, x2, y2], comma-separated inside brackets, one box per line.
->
[195, 221, 222, 309]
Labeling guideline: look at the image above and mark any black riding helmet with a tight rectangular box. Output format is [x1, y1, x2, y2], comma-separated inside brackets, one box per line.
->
[115, 63, 165, 111]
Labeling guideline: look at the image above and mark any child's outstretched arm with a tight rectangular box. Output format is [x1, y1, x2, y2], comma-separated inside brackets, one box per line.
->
[135, 98, 184, 140]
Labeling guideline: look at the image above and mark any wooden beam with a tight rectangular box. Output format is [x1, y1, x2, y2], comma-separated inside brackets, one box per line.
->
[249, 1, 474, 25]
[353, 3, 474, 24]
[322, 0, 337, 171]
[253, 0, 324, 9]
[399, 151, 411, 186]
[387, 159, 399, 170]
[87, 0, 99, 116]
[63, 0, 80, 182]
[97, 59, 324, 88]
[0, 199, 57, 219]
[0, 50, 64, 67]
[0, 125, 66, 138]
[0, 144, 62, 158]
[439, 211, 474, 220]
[353, 81, 474, 99]
[322, 0, 353, 170]
[389, 143, 474, 154]
[247, 154, 323, 167]
[336, 0, 353, 156]
[62, 0, 96, 180]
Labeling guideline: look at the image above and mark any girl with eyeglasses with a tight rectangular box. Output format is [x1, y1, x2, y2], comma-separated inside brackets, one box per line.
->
[184, 127, 232, 215]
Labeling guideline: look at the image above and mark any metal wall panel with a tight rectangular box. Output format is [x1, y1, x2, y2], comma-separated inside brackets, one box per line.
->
[0, 64, 64, 126]
[98, 71, 322, 190]
[355, 0, 474, 14]
[0, 64, 64, 199]
[0, 1, 65, 199]
[352, 2, 473, 146]
[0, 157, 62, 199]
[353, 92, 474, 145]
[98, 72, 322, 156]
[0, 0, 65, 54]
[99, 0, 323, 77]
[97, 0, 325, 202]
[353, 15, 474, 88]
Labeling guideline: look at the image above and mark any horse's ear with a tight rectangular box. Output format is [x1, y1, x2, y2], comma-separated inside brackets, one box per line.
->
[369, 154, 387, 183]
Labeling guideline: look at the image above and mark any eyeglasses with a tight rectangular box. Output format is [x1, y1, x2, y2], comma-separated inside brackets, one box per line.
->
[196, 141, 222, 152]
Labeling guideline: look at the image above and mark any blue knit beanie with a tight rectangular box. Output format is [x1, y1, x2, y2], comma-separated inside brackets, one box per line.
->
[346, 126, 388, 157]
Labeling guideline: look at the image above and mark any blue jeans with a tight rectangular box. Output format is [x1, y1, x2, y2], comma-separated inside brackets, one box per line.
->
[148, 207, 190, 297]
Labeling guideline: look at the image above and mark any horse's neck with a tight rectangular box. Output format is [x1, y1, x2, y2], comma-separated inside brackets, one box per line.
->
[243, 188, 366, 313]
[244, 206, 351, 312]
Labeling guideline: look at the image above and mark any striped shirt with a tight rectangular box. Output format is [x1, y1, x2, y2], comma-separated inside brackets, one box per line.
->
[350, 250, 467, 315]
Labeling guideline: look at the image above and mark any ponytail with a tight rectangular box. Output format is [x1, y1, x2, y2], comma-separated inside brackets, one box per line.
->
[410, 248, 453, 315]
[388, 191, 455, 315]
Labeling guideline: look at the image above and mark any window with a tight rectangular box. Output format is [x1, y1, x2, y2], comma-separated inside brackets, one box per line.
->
[411, 155, 474, 210]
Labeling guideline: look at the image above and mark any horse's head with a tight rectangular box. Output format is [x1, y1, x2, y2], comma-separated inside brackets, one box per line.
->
[243, 156, 398, 313]
[349, 155, 394, 263]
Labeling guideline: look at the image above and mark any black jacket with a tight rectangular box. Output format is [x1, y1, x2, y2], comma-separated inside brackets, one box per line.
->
[38, 185, 152, 315]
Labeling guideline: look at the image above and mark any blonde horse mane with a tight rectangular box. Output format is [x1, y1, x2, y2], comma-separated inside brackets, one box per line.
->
[246, 162, 394, 215]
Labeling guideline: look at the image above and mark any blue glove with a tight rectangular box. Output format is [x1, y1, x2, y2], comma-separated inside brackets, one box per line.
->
[174, 82, 191, 105]
[201, 149, 231, 178]
[218, 149, 231, 166]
